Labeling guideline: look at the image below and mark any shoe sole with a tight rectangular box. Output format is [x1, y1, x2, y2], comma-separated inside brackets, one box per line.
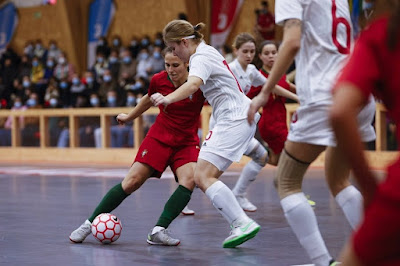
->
[181, 211, 195, 215]
[222, 225, 260, 248]
[146, 239, 180, 246]
[69, 237, 83, 243]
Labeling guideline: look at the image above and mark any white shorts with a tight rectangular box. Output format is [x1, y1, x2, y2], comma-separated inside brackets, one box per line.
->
[199, 113, 260, 171]
[288, 98, 376, 146]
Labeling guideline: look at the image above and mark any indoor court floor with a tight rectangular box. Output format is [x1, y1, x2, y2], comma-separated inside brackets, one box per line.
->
[0, 163, 358, 266]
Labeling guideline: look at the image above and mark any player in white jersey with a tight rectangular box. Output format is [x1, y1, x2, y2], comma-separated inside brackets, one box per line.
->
[151, 20, 261, 248]
[247, 0, 376, 265]
[227, 33, 298, 212]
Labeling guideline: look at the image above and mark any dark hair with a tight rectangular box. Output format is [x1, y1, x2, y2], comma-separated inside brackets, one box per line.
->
[258, 40, 278, 54]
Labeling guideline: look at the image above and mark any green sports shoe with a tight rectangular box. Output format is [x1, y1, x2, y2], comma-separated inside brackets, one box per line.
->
[329, 259, 341, 265]
[223, 219, 260, 248]
[306, 194, 316, 207]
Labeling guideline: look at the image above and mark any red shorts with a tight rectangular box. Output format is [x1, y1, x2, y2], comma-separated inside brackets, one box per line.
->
[353, 171, 400, 265]
[259, 122, 288, 154]
[134, 136, 200, 178]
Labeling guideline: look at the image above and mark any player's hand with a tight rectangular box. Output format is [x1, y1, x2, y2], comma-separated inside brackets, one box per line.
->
[247, 94, 268, 124]
[116, 113, 128, 125]
[150, 93, 171, 107]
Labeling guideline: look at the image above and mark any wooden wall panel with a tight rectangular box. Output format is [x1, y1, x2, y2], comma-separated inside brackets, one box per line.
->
[108, 0, 187, 45]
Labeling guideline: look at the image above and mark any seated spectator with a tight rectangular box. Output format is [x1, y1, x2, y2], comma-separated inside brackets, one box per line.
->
[18, 55, 31, 80]
[91, 52, 109, 83]
[118, 49, 136, 84]
[44, 79, 60, 103]
[95, 36, 110, 58]
[43, 57, 56, 82]
[21, 92, 42, 146]
[53, 52, 75, 82]
[98, 69, 118, 105]
[148, 46, 165, 76]
[30, 56, 46, 100]
[128, 36, 140, 59]
[110, 35, 123, 53]
[136, 47, 152, 80]
[46, 96, 67, 147]
[23, 41, 34, 59]
[82, 70, 99, 94]
[47, 40, 61, 61]
[1, 58, 18, 101]
[33, 39, 47, 62]
[58, 78, 71, 107]
[108, 49, 121, 80]
[70, 73, 86, 106]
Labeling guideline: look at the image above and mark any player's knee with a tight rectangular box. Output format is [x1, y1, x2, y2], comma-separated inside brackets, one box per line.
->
[179, 176, 195, 191]
[249, 143, 268, 167]
[121, 173, 146, 194]
[276, 149, 309, 199]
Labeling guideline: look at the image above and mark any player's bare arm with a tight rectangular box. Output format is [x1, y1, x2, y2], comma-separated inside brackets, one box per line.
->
[248, 18, 302, 123]
[272, 84, 299, 102]
[330, 84, 378, 207]
[116, 94, 153, 124]
[151, 76, 202, 107]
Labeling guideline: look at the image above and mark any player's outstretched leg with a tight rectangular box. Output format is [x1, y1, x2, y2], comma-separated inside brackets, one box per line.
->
[205, 180, 260, 248]
[232, 139, 268, 212]
[147, 185, 192, 246]
[69, 183, 130, 243]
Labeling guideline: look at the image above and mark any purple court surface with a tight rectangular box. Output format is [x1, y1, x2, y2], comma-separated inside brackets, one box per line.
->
[0, 163, 359, 266]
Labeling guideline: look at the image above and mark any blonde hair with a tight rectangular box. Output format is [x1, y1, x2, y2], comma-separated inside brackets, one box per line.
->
[232, 33, 256, 50]
[163, 20, 205, 44]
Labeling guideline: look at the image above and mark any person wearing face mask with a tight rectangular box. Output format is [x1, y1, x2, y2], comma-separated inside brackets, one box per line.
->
[30, 56, 45, 85]
[33, 39, 47, 61]
[0, 97, 27, 146]
[53, 52, 75, 82]
[83, 71, 99, 93]
[128, 36, 140, 58]
[148, 46, 165, 76]
[70, 74, 86, 107]
[18, 55, 32, 80]
[136, 48, 152, 80]
[91, 52, 109, 84]
[47, 40, 61, 61]
[21, 92, 42, 146]
[98, 69, 117, 104]
[118, 50, 137, 84]
[58, 78, 71, 107]
[108, 49, 121, 80]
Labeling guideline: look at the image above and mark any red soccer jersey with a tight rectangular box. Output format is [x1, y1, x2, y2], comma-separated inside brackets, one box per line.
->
[335, 16, 400, 199]
[257, 12, 275, 40]
[246, 69, 291, 153]
[147, 71, 205, 146]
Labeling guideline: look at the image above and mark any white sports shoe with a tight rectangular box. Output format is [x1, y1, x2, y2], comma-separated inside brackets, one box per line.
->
[69, 220, 92, 243]
[147, 228, 180, 246]
[236, 195, 257, 212]
[181, 205, 195, 215]
[223, 219, 260, 248]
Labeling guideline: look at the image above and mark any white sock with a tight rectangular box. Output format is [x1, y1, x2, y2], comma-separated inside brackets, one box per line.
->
[232, 160, 263, 195]
[335, 185, 362, 230]
[152, 226, 165, 235]
[281, 192, 332, 266]
[205, 180, 248, 225]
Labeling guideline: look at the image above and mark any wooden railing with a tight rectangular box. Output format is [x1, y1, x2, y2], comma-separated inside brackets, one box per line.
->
[0, 103, 397, 168]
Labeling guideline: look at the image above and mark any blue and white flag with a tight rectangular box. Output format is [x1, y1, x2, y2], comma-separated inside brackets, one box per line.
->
[87, 0, 115, 68]
[0, 2, 18, 55]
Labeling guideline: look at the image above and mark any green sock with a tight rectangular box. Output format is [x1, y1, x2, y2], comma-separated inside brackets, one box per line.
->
[88, 183, 129, 222]
[156, 185, 192, 228]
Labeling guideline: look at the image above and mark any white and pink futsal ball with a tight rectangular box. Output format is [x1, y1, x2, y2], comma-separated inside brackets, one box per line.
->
[91, 213, 122, 244]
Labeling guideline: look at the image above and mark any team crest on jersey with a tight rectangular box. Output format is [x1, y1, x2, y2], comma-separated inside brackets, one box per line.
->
[141, 149, 148, 157]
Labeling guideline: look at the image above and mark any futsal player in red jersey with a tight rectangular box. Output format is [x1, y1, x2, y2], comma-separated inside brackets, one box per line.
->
[331, 1, 400, 264]
[247, 41, 296, 166]
[69, 47, 205, 246]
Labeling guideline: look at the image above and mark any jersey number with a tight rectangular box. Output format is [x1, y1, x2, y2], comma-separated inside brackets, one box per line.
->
[331, 0, 351, 54]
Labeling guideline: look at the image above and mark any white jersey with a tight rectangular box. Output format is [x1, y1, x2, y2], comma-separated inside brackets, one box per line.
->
[275, 0, 352, 105]
[228, 59, 266, 95]
[189, 42, 251, 122]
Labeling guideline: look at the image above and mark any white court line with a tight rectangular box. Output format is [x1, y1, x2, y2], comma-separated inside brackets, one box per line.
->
[0, 166, 238, 179]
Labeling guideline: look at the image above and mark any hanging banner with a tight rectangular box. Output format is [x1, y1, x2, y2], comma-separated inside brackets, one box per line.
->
[87, 0, 115, 68]
[210, 0, 243, 48]
[0, 2, 18, 55]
